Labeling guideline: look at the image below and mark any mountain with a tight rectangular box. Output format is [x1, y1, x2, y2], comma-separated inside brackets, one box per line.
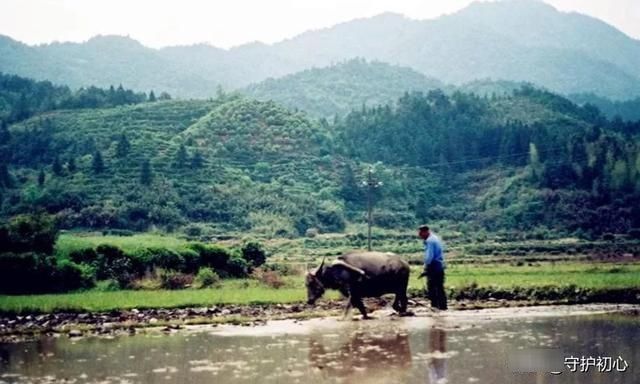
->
[243, 59, 445, 117]
[0, 35, 218, 98]
[1, 0, 639, 100]
[568, 93, 640, 122]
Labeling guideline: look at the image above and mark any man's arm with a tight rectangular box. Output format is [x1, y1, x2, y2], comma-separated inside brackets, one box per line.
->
[424, 241, 435, 266]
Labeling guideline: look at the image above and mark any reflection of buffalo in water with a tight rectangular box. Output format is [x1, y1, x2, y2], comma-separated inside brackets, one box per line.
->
[309, 329, 412, 382]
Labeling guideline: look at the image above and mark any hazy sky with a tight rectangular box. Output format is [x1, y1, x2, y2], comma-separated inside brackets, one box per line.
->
[1, 0, 639, 49]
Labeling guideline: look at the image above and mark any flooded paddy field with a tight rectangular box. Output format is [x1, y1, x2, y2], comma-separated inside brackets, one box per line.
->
[0, 304, 637, 384]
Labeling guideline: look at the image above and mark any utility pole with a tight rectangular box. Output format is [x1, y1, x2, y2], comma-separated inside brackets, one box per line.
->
[362, 167, 382, 251]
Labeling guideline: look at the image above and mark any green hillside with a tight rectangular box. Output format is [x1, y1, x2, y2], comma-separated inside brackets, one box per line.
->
[1, 83, 639, 238]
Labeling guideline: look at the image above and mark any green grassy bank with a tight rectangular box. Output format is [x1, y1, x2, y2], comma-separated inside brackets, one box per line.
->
[1, 262, 638, 314]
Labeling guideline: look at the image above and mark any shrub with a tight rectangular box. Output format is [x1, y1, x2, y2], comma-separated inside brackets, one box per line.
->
[602, 233, 615, 241]
[252, 268, 285, 289]
[0, 252, 55, 294]
[316, 203, 346, 232]
[194, 267, 220, 288]
[158, 269, 193, 289]
[180, 248, 202, 273]
[263, 263, 296, 276]
[145, 247, 185, 271]
[188, 243, 231, 270]
[53, 260, 94, 291]
[183, 224, 202, 238]
[241, 241, 266, 268]
[94, 244, 138, 287]
[69, 247, 98, 264]
[0, 253, 94, 293]
[1, 213, 58, 254]
[225, 255, 249, 278]
[95, 279, 121, 291]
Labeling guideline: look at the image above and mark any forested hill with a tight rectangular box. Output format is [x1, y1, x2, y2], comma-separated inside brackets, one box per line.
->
[243, 59, 444, 118]
[0, 72, 162, 124]
[1, 83, 639, 238]
[1, 0, 640, 100]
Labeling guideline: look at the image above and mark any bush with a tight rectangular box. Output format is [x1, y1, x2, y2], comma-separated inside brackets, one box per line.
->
[95, 279, 121, 291]
[0, 253, 94, 294]
[69, 247, 98, 264]
[158, 269, 194, 289]
[316, 203, 346, 233]
[194, 267, 220, 288]
[252, 268, 285, 289]
[94, 244, 138, 287]
[183, 224, 202, 238]
[225, 255, 249, 278]
[1, 213, 58, 254]
[241, 241, 266, 268]
[145, 247, 185, 271]
[602, 233, 615, 241]
[188, 243, 232, 270]
[180, 248, 202, 273]
[263, 263, 296, 276]
[0, 252, 55, 294]
[53, 260, 94, 291]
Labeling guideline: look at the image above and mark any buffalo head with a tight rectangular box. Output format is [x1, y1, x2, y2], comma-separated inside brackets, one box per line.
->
[306, 257, 326, 305]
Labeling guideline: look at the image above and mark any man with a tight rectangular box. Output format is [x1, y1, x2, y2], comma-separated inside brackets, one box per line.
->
[418, 224, 447, 310]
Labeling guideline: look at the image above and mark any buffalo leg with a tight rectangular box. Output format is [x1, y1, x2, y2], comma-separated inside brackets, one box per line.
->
[342, 300, 352, 319]
[350, 296, 369, 319]
[397, 291, 408, 313]
[392, 295, 401, 312]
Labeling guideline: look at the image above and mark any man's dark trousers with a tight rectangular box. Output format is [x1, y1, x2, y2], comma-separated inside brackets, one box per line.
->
[426, 265, 447, 310]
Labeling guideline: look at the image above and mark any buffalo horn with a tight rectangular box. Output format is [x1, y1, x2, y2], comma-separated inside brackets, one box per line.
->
[332, 260, 366, 276]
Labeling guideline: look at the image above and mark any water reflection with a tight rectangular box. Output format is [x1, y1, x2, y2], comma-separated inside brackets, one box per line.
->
[427, 327, 447, 384]
[309, 329, 412, 382]
[0, 311, 637, 384]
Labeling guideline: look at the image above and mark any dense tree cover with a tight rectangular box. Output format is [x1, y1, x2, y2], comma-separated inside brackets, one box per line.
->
[569, 93, 640, 122]
[336, 87, 640, 234]
[0, 87, 638, 238]
[0, 72, 157, 124]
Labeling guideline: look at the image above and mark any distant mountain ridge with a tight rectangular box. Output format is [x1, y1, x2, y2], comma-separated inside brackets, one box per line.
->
[1, 0, 639, 99]
[243, 59, 446, 117]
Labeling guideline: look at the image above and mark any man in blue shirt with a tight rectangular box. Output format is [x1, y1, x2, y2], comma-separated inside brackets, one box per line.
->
[418, 224, 447, 310]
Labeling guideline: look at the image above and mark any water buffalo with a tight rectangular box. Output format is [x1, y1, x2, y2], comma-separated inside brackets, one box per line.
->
[305, 251, 410, 319]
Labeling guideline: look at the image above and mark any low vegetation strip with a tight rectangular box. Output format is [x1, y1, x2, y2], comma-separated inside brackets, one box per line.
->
[0, 262, 638, 314]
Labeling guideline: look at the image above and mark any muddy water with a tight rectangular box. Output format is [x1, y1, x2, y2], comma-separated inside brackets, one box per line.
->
[0, 305, 638, 384]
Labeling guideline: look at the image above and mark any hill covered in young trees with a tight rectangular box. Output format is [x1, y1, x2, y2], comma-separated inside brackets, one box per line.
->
[1, 80, 639, 238]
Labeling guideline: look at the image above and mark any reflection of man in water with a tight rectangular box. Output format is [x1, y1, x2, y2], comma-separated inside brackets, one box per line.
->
[428, 327, 448, 384]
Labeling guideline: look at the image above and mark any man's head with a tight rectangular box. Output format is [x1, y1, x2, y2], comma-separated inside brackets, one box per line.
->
[418, 224, 430, 240]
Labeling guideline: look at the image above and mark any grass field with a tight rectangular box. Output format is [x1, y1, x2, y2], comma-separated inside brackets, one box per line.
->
[1, 261, 637, 314]
[55, 233, 193, 258]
